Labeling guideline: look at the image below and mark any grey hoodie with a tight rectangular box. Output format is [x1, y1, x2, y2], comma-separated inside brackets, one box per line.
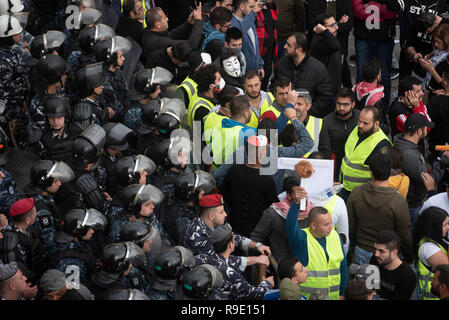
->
[393, 133, 443, 208]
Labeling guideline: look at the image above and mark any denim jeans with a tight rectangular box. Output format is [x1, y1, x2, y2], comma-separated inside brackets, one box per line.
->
[409, 205, 423, 235]
[354, 245, 374, 265]
[355, 39, 394, 113]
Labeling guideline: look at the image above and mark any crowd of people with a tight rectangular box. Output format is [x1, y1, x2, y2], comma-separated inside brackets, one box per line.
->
[1, 0, 449, 301]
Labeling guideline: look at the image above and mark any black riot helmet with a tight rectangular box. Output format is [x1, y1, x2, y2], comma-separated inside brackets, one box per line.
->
[141, 100, 161, 127]
[177, 264, 224, 300]
[103, 122, 133, 151]
[106, 288, 150, 300]
[119, 184, 164, 217]
[30, 160, 75, 192]
[94, 35, 132, 68]
[145, 139, 171, 169]
[30, 31, 66, 60]
[62, 208, 107, 238]
[112, 155, 156, 187]
[100, 242, 145, 274]
[71, 124, 106, 171]
[175, 170, 216, 202]
[156, 114, 180, 139]
[78, 23, 114, 55]
[37, 54, 71, 86]
[75, 62, 107, 98]
[129, 68, 173, 100]
[119, 220, 161, 253]
[43, 96, 70, 118]
[151, 246, 196, 291]
[156, 99, 186, 139]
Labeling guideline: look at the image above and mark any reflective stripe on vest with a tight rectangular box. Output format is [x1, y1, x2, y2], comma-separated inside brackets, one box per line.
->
[210, 122, 245, 166]
[203, 111, 228, 145]
[340, 127, 391, 191]
[187, 95, 215, 128]
[304, 116, 323, 158]
[179, 77, 197, 106]
[247, 93, 280, 128]
[417, 238, 447, 300]
[300, 228, 344, 300]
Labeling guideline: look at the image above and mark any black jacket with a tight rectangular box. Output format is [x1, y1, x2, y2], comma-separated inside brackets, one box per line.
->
[310, 30, 342, 96]
[145, 48, 189, 85]
[115, 16, 145, 48]
[274, 54, 333, 118]
[307, 0, 353, 54]
[142, 19, 204, 67]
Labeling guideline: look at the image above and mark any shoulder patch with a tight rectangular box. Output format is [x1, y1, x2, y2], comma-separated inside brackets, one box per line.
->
[38, 215, 52, 228]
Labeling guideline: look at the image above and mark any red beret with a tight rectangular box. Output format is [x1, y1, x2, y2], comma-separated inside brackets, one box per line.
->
[9, 198, 35, 217]
[199, 194, 224, 208]
[260, 110, 277, 123]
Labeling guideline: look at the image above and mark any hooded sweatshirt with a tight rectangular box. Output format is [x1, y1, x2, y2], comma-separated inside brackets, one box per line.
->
[347, 182, 413, 263]
[393, 133, 444, 208]
[201, 21, 226, 51]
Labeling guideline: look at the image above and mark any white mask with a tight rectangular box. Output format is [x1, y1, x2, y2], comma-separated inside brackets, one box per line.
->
[222, 56, 242, 78]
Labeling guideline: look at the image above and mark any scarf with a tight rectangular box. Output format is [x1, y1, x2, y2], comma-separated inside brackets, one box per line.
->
[271, 196, 314, 220]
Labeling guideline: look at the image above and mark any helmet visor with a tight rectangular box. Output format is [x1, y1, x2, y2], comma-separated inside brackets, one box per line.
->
[175, 246, 196, 269]
[128, 289, 150, 300]
[134, 184, 165, 206]
[133, 154, 156, 176]
[43, 30, 66, 50]
[77, 8, 102, 26]
[48, 161, 75, 183]
[141, 226, 162, 254]
[93, 23, 115, 41]
[201, 264, 223, 288]
[159, 99, 186, 125]
[124, 241, 146, 265]
[82, 208, 108, 230]
[110, 35, 132, 55]
[194, 170, 216, 193]
[151, 67, 173, 85]
[168, 132, 191, 166]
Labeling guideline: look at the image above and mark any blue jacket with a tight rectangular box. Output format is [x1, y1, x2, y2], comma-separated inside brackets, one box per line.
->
[201, 21, 226, 50]
[231, 11, 263, 71]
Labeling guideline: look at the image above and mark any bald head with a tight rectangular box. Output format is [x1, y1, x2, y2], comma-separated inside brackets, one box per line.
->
[308, 206, 329, 223]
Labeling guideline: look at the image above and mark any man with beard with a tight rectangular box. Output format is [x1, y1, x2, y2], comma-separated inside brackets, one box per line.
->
[431, 264, 449, 300]
[394, 114, 445, 230]
[320, 88, 360, 180]
[187, 64, 223, 135]
[339, 106, 391, 201]
[368, 231, 416, 300]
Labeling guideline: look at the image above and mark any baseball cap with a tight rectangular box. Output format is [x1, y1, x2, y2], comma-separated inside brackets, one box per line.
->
[404, 113, 434, 131]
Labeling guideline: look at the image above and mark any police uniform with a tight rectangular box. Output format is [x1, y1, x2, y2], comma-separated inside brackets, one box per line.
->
[36, 126, 76, 163]
[159, 199, 199, 245]
[209, 225, 273, 300]
[51, 231, 96, 286]
[123, 100, 144, 131]
[0, 167, 19, 217]
[183, 194, 251, 272]
[102, 69, 129, 122]
[0, 45, 30, 146]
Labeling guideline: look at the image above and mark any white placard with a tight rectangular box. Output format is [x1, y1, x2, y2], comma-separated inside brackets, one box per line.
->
[278, 157, 334, 209]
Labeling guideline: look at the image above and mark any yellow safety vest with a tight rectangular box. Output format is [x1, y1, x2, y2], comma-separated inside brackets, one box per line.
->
[340, 127, 391, 192]
[304, 116, 323, 158]
[417, 238, 448, 300]
[247, 92, 280, 128]
[210, 121, 247, 168]
[178, 76, 197, 108]
[203, 110, 228, 145]
[300, 228, 344, 300]
[187, 94, 215, 129]
[116, 0, 148, 27]
[322, 195, 338, 219]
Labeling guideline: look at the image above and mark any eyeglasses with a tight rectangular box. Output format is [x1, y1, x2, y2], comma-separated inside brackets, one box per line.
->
[336, 101, 350, 107]
[134, 5, 144, 12]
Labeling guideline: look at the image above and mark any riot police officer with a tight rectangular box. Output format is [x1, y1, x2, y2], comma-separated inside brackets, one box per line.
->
[51, 208, 107, 286]
[147, 246, 195, 300]
[30, 96, 75, 163]
[23, 160, 75, 257]
[94, 35, 132, 122]
[29, 54, 71, 132]
[107, 183, 166, 245]
[159, 170, 216, 245]
[74, 62, 109, 126]
[107, 154, 156, 198]
[0, 14, 30, 147]
[0, 198, 45, 285]
[88, 241, 145, 300]
[100, 122, 133, 173]
[119, 221, 162, 293]
[124, 67, 173, 130]
[145, 133, 191, 200]
[134, 100, 162, 154]
[175, 264, 224, 300]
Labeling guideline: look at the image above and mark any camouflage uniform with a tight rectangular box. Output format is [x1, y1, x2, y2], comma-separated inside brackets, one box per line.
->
[0, 45, 30, 146]
[183, 217, 250, 272]
[101, 69, 128, 121]
[122, 102, 143, 130]
[210, 253, 273, 300]
[51, 233, 96, 286]
[0, 167, 19, 217]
